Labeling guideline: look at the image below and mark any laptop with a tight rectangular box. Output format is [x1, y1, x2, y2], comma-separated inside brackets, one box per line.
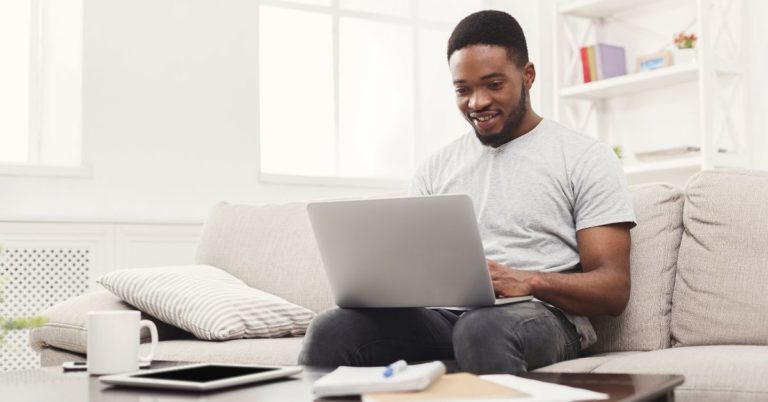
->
[306, 194, 532, 308]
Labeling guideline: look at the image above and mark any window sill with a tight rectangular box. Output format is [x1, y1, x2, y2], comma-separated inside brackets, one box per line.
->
[0, 164, 93, 178]
[259, 173, 408, 189]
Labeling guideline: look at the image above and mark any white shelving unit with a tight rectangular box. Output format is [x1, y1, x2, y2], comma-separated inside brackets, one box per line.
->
[553, 0, 749, 175]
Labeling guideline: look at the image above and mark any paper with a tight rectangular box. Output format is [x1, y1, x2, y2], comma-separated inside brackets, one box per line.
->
[363, 373, 528, 402]
[313, 361, 446, 397]
[480, 375, 609, 402]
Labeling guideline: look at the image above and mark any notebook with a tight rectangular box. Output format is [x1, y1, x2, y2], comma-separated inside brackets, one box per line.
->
[312, 361, 446, 397]
[362, 373, 528, 402]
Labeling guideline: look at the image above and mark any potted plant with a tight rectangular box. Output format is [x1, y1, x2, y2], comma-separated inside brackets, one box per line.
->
[673, 32, 697, 65]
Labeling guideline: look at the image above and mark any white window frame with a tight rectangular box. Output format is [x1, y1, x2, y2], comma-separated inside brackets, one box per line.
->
[0, 0, 89, 178]
[256, 0, 486, 188]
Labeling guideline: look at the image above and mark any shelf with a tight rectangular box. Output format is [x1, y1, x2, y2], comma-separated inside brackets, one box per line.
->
[623, 156, 702, 174]
[559, 63, 699, 100]
[559, 0, 668, 18]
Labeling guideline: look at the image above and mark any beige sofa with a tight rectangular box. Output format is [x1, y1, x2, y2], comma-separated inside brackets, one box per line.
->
[31, 169, 768, 401]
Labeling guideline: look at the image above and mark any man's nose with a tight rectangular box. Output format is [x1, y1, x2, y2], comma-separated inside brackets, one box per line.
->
[468, 89, 491, 110]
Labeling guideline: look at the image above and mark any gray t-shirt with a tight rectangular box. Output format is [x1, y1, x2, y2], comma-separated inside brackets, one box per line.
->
[409, 118, 636, 349]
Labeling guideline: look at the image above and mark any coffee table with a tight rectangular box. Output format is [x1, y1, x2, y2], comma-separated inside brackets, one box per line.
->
[1, 362, 683, 401]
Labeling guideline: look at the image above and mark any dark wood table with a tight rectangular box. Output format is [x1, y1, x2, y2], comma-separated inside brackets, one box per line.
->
[0, 362, 684, 402]
[519, 372, 684, 402]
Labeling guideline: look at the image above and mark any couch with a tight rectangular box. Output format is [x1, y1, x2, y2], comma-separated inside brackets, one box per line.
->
[31, 168, 768, 401]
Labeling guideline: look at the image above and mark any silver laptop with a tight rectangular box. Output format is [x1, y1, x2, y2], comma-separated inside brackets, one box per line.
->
[306, 194, 532, 308]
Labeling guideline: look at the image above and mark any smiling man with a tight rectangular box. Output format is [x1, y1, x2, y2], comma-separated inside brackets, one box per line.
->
[299, 10, 636, 374]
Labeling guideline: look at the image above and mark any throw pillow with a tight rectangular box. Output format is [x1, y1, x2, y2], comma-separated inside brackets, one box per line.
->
[97, 265, 316, 341]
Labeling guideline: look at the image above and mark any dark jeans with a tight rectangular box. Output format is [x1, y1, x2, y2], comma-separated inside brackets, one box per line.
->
[298, 302, 581, 374]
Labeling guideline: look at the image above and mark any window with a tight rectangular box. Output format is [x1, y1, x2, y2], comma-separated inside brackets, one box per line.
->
[258, 0, 486, 185]
[0, 0, 83, 174]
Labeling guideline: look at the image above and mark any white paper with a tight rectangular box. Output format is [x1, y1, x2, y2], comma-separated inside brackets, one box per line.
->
[480, 374, 609, 402]
[313, 361, 446, 397]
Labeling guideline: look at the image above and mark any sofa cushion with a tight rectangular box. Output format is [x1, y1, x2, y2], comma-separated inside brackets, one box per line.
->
[29, 290, 192, 354]
[40, 337, 306, 367]
[97, 265, 316, 340]
[195, 202, 334, 313]
[137, 338, 305, 366]
[534, 351, 642, 373]
[585, 183, 684, 354]
[673, 169, 768, 346]
[587, 346, 768, 402]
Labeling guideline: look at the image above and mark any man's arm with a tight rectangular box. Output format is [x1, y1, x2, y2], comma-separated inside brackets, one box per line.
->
[489, 223, 632, 316]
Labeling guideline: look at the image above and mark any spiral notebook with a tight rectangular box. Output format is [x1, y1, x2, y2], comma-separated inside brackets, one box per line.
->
[312, 361, 446, 397]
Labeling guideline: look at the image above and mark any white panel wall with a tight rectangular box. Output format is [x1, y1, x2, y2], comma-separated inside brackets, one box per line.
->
[0, 0, 392, 224]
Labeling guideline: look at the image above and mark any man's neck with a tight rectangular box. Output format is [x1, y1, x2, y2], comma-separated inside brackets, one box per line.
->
[512, 111, 543, 140]
[490, 111, 543, 148]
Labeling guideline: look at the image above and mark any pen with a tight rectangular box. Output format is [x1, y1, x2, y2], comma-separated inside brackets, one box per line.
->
[382, 360, 407, 378]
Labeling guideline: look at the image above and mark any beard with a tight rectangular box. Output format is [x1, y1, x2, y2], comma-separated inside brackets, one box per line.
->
[473, 84, 528, 148]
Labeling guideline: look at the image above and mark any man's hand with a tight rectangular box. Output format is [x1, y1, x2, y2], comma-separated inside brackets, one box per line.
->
[487, 260, 538, 297]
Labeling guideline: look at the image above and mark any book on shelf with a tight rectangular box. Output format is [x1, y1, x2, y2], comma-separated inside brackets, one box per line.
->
[580, 46, 591, 83]
[580, 43, 627, 83]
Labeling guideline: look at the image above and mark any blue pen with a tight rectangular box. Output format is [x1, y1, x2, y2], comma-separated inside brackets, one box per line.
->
[382, 360, 408, 378]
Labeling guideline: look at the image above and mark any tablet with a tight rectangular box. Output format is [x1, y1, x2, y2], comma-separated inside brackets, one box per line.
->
[99, 363, 302, 391]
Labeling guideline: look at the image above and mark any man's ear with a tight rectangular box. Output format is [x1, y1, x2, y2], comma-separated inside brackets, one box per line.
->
[523, 62, 536, 89]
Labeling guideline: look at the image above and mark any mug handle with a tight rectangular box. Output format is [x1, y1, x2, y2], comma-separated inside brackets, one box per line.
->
[138, 320, 158, 364]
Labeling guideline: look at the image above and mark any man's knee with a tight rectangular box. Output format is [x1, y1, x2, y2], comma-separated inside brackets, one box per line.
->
[299, 308, 367, 366]
[452, 303, 558, 374]
[453, 307, 519, 348]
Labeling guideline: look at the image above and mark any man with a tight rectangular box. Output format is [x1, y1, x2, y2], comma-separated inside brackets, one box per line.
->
[299, 10, 636, 374]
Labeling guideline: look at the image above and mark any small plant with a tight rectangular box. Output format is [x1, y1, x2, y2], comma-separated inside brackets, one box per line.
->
[674, 32, 697, 49]
[612, 145, 623, 160]
[0, 244, 48, 346]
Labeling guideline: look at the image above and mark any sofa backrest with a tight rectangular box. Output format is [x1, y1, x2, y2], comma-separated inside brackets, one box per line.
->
[672, 169, 768, 347]
[586, 183, 684, 354]
[194, 202, 335, 313]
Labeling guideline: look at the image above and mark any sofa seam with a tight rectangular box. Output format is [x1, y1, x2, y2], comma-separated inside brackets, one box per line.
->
[38, 322, 86, 331]
[661, 188, 683, 349]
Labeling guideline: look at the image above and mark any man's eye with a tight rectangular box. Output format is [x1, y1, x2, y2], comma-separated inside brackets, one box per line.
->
[455, 87, 468, 95]
[488, 81, 503, 89]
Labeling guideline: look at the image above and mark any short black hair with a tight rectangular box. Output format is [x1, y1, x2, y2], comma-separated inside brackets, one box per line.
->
[447, 10, 529, 67]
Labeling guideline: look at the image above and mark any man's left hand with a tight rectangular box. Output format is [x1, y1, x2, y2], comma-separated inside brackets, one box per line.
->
[487, 259, 538, 297]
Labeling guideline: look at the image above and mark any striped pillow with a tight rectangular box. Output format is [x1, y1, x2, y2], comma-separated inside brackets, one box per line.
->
[97, 265, 316, 340]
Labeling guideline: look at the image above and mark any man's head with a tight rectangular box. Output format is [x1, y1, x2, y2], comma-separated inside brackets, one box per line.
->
[447, 11, 535, 147]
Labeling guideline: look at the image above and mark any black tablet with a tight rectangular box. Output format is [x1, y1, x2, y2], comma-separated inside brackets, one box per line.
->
[100, 363, 302, 391]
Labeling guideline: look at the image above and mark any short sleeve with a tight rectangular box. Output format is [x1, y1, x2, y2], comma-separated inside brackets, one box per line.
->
[571, 143, 637, 231]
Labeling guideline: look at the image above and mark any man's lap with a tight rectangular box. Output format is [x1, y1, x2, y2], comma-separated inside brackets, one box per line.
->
[298, 302, 580, 371]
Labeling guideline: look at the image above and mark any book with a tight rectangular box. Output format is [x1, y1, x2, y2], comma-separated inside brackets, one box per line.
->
[586, 46, 598, 82]
[312, 361, 446, 397]
[580, 44, 627, 82]
[362, 373, 528, 402]
[595, 43, 627, 79]
[579, 46, 591, 83]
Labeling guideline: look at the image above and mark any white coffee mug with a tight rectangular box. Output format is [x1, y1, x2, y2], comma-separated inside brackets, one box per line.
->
[86, 310, 158, 375]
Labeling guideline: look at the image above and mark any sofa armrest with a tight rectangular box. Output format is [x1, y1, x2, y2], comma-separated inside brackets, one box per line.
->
[30, 288, 193, 354]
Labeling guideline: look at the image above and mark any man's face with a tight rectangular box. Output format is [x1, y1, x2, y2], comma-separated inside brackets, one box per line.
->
[449, 45, 529, 147]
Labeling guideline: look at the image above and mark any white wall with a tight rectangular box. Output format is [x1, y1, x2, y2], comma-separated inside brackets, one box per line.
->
[1, 0, 765, 223]
[0, 0, 392, 222]
[748, 0, 768, 170]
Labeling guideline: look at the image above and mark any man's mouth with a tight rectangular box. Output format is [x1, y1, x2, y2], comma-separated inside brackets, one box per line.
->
[470, 111, 501, 131]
